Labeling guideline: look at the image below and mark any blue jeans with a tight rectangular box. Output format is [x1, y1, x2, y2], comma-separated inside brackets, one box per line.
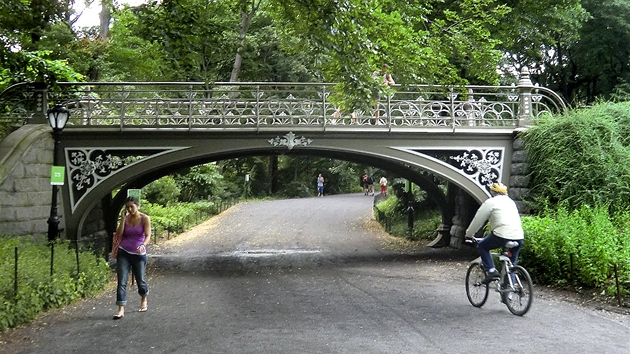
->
[478, 232, 523, 272]
[116, 249, 148, 306]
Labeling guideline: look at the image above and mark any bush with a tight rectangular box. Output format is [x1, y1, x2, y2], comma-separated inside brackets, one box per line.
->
[522, 101, 630, 212]
[140, 200, 219, 237]
[280, 181, 313, 198]
[520, 205, 630, 295]
[374, 192, 442, 241]
[0, 237, 109, 331]
[143, 175, 181, 206]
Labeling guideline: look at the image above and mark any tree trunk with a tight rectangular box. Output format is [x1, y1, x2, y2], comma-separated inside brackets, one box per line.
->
[269, 155, 278, 194]
[229, 1, 261, 82]
[89, 1, 113, 81]
[99, 0, 112, 40]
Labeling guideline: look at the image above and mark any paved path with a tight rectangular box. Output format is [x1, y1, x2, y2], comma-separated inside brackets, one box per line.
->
[2, 194, 629, 353]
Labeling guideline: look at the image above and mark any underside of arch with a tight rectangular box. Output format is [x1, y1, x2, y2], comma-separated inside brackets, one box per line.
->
[58, 130, 514, 240]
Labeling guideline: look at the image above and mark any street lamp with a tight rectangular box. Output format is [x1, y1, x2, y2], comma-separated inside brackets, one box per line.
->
[47, 104, 69, 241]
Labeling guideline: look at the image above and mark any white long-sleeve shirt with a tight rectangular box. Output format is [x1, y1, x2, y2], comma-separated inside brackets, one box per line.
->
[465, 194, 524, 240]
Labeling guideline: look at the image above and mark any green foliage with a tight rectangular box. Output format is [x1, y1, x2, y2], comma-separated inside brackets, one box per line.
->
[280, 180, 312, 198]
[374, 183, 442, 241]
[564, 0, 630, 103]
[522, 101, 630, 212]
[174, 163, 225, 202]
[143, 175, 181, 206]
[140, 200, 219, 235]
[99, 6, 172, 81]
[272, 0, 509, 111]
[0, 50, 84, 91]
[375, 195, 399, 218]
[0, 237, 109, 331]
[505, 0, 630, 104]
[276, 157, 367, 196]
[520, 205, 630, 294]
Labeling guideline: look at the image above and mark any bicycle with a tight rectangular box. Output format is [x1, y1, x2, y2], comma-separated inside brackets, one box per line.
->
[465, 237, 534, 316]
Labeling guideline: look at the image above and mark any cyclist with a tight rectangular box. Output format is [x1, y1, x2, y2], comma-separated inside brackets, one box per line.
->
[465, 182, 524, 284]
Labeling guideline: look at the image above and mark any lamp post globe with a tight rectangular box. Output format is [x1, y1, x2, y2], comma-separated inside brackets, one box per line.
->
[46, 104, 69, 241]
[47, 104, 69, 131]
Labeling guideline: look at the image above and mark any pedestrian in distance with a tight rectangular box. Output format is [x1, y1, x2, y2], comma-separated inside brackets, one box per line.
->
[112, 195, 151, 319]
[317, 173, 325, 197]
[465, 182, 524, 284]
[367, 174, 375, 196]
[379, 176, 388, 195]
[372, 64, 395, 123]
[361, 173, 370, 195]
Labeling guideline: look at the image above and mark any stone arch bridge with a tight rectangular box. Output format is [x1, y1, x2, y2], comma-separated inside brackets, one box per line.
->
[0, 68, 565, 248]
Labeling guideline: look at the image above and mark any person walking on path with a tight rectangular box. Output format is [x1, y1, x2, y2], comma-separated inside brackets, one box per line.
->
[465, 182, 524, 284]
[367, 174, 375, 196]
[112, 195, 151, 319]
[379, 176, 388, 195]
[317, 173, 325, 197]
[361, 173, 370, 195]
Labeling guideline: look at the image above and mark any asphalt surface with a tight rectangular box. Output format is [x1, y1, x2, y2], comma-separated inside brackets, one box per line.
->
[1, 193, 629, 353]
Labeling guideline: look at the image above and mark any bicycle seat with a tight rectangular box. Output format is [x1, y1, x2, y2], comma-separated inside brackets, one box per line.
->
[504, 241, 519, 249]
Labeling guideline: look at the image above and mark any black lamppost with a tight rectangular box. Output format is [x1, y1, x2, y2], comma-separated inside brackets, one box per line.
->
[47, 104, 69, 241]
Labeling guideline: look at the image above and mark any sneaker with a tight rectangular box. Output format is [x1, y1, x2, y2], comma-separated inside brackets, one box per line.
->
[482, 270, 500, 285]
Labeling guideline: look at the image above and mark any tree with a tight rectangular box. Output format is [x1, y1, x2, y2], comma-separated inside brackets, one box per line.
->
[174, 163, 225, 202]
[565, 0, 630, 103]
[143, 175, 181, 206]
[270, 0, 510, 111]
[130, 0, 237, 81]
[229, 0, 263, 82]
[0, 0, 82, 89]
[100, 6, 169, 81]
[494, 0, 630, 104]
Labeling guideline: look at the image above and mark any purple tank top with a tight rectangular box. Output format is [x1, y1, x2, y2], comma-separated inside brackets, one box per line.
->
[119, 214, 146, 255]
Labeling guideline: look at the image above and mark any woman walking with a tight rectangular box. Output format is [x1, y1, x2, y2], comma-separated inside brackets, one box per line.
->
[112, 196, 151, 319]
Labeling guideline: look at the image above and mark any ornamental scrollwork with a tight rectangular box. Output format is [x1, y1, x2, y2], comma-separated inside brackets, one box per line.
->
[268, 132, 312, 150]
[67, 149, 131, 211]
[65, 148, 177, 212]
[450, 149, 503, 191]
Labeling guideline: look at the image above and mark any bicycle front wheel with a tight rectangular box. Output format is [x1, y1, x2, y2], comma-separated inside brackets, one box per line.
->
[465, 263, 489, 307]
[503, 265, 533, 316]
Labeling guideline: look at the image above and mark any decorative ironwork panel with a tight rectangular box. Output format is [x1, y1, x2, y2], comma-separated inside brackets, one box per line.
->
[268, 132, 313, 150]
[65, 147, 188, 212]
[408, 148, 505, 195]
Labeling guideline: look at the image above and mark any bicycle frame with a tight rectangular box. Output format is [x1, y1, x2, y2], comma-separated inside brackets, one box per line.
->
[465, 237, 533, 315]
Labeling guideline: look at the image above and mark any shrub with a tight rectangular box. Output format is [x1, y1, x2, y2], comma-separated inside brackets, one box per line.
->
[140, 200, 218, 237]
[522, 101, 630, 212]
[374, 192, 442, 241]
[143, 175, 181, 206]
[0, 237, 109, 331]
[280, 181, 312, 198]
[520, 205, 630, 295]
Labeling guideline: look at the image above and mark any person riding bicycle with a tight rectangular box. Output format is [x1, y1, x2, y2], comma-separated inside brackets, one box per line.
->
[465, 182, 524, 284]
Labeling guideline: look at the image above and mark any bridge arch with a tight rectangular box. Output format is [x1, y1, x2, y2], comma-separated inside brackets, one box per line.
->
[60, 129, 514, 244]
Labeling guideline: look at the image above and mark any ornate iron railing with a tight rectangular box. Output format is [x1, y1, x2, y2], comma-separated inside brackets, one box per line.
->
[0, 68, 566, 132]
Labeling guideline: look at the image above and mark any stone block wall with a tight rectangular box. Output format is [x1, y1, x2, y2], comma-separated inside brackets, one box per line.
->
[509, 136, 531, 214]
[0, 125, 62, 237]
[449, 191, 478, 248]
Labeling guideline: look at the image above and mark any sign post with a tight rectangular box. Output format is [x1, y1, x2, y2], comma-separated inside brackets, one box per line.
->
[50, 166, 65, 185]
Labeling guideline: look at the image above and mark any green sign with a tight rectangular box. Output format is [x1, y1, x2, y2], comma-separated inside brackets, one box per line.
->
[127, 189, 141, 200]
[50, 166, 65, 185]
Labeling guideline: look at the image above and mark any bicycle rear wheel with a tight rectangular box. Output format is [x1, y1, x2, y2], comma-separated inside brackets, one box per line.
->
[465, 263, 489, 307]
[503, 265, 533, 316]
